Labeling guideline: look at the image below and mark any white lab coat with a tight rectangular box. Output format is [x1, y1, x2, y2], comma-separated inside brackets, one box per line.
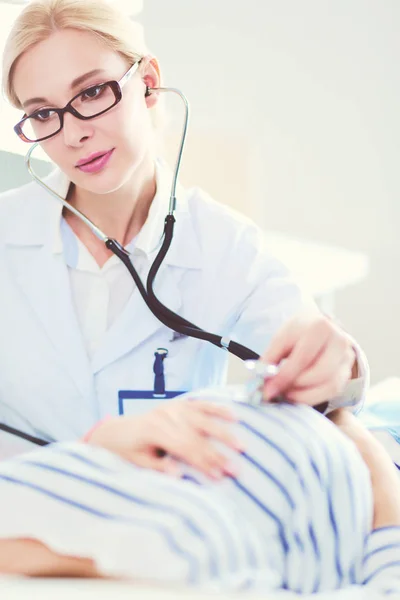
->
[0, 162, 366, 442]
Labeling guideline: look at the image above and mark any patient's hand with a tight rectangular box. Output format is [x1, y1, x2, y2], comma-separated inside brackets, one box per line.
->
[88, 400, 243, 480]
[329, 409, 400, 529]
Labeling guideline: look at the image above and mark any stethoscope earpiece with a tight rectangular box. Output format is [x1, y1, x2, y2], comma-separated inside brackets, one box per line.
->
[145, 86, 151, 97]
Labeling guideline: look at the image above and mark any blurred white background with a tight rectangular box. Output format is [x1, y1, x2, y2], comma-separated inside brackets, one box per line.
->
[140, 0, 400, 384]
[0, 0, 399, 383]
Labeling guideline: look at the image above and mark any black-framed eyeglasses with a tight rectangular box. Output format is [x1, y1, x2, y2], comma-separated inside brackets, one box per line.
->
[14, 60, 141, 143]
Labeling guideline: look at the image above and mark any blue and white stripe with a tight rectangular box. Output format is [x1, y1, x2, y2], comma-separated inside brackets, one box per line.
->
[363, 527, 400, 595]
[0, 396, 399, 595]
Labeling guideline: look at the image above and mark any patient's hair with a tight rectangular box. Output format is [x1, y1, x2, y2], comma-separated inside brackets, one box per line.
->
[2, 0, 161, 120]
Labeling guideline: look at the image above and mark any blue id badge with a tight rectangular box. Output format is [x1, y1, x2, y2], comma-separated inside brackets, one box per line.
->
[118, 348, 187, 416]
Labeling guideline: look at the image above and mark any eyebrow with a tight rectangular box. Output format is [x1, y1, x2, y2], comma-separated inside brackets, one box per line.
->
[22, 68, 106, 110]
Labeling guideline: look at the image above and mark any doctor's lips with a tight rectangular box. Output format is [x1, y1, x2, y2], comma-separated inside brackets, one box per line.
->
[75, 148, 115, 174]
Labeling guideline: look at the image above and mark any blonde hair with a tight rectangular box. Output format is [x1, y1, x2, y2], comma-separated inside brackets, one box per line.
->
[2, 0, 157, 110]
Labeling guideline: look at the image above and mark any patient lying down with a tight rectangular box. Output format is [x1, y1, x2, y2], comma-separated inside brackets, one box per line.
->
[0, 392, 399, 596]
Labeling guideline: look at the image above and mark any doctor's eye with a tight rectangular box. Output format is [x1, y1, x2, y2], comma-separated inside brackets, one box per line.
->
[80, 84, 108, 102]
[31, 108, 56, 122]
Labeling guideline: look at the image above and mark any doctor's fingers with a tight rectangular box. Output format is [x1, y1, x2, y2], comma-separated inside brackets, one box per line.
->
[290, 338, 354, 391]
[285, 363, 352, 405]
[263, 321, 333, 399]
[264, 312, 327, 364]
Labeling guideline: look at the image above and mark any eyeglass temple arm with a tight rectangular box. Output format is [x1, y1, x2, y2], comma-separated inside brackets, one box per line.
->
[119, 59, 141, 88]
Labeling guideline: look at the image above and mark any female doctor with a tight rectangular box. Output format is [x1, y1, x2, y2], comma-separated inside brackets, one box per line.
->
[0, 0, 367, 445]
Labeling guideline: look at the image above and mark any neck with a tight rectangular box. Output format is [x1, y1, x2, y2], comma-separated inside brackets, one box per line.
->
[65, 154, 156, 247]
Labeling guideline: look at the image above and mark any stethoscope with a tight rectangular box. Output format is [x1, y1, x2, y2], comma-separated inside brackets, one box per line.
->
[0, 84, 327, 448]
[24, 84, 261, 362]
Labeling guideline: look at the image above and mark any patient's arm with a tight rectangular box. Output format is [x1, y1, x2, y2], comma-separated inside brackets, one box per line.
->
[330, 409, 400, 593]
[358, 430, 400, 592]
[329, 408, 400, 528]
[0, 538, 100, 578]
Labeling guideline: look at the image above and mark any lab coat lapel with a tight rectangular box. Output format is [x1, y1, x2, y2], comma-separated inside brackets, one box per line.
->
[91, 258, 185, 374]
[6, 244, 93, 401]
[3, 168, 93, 401]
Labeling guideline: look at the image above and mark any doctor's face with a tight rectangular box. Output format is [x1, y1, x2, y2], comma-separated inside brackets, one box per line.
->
[12, 29, 157, 195]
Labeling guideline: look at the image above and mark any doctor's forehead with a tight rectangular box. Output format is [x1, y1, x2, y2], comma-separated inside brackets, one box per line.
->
[13, 28, 126, 110]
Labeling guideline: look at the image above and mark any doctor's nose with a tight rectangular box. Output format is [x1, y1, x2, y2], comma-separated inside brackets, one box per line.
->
[62, 112, 92, 147]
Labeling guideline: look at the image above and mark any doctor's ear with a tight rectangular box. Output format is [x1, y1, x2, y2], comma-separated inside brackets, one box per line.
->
[140, 56, 161, 108]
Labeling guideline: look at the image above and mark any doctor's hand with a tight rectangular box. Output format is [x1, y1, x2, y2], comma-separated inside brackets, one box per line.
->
[262, 311, 356, 406]
[87, 400, 242, 480]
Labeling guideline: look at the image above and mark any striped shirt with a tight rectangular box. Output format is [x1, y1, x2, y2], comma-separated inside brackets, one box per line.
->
[0, 398, 399, 595]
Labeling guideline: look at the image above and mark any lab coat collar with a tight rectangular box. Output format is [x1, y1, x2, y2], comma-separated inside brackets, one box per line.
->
[4, 168, 67, 248]
[5, 160, 202, 270]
